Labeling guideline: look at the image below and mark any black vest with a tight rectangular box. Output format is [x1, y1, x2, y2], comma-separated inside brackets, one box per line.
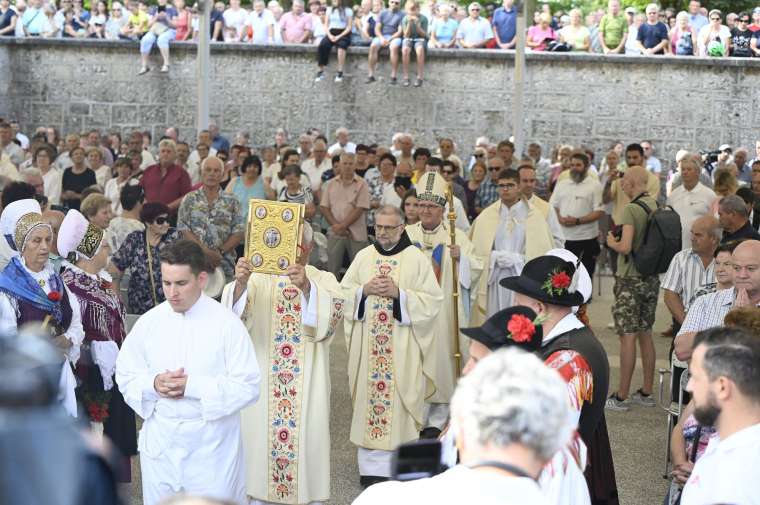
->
[540, 326, 610, 446]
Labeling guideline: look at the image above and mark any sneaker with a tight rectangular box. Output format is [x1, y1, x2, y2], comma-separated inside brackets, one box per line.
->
[334, 72, 343, 83]
[629, 389, 656, 407]
[403, 78, 411, 87]
[414, 78, 423, 87]
[138, 67, 150, 76]
[365, 75, 376, 83]
[314, 72, 324, 82]
[605, 394, 630, 412]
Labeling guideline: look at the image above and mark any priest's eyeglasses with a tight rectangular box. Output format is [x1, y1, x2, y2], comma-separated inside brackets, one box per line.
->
[374, 224, 403, 233]
[416, 203, 439, 212]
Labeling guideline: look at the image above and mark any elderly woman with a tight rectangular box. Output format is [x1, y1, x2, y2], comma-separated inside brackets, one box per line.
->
[105, 1, 128, 39]
[0, 199, 83, 417]
[86, 146, 111, 189]
[527, 12, 556, 51]
[138, 0, 179, 74]
[670, 11, 696, 55]
[226, 154, 267, 223]
[107, 184, 145, 254]
[81, 193, 114, 231]
[429, 3, 458, 48]
[464, 160, 486, 221]
[278, 164, 317, 219]
[104, 157, 139, 215]
[62, 146, 97, 211]
[57, 209, 136, 482]
[559, 8, 590, 51]
[110, 202, 182, 314]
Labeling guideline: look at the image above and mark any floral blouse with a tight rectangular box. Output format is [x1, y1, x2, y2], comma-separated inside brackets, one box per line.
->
[111, 228, 181, 315]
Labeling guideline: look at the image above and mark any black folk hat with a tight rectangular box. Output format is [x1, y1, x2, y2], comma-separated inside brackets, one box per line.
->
[461, 305, 544, 352]
[499, 255, 585, 307]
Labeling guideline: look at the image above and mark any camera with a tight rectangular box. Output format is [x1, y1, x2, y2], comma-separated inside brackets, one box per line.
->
[700, 149, 721, 167]
[391, 439, 447, 481]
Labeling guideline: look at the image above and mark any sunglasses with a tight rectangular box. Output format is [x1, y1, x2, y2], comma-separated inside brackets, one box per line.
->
[739, 18, 750, 22]
[710, 16, 720, 20]
[488, 166, 502, 171]
[153, 216, 169, 225]
[474, 153, 484, 158]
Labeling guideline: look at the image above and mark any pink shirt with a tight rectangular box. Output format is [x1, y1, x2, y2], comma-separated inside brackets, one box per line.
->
[527, 25, 555, 51]
[280, 11, 313, 42]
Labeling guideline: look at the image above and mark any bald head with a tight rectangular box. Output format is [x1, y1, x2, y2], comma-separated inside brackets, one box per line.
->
[734, 239, 760, 258]
[732, 240, 760, 297]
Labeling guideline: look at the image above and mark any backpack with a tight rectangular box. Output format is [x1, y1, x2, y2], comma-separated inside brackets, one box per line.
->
[628, 195, 682, 276]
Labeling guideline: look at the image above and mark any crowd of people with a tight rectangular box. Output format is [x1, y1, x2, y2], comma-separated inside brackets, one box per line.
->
[1, 116, 760, 505]
[3, 0, 760, 75]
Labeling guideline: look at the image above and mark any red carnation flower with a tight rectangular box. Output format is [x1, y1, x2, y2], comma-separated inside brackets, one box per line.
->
[507, 314, 536, 343]
[551, 271, 571, 290]
[47, 291, 62, 302]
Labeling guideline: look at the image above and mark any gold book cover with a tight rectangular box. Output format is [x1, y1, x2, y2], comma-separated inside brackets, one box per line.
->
[246, 200, 305, 275]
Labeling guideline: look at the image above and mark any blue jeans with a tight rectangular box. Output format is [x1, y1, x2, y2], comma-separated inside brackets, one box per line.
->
[140, 28, 176, 54]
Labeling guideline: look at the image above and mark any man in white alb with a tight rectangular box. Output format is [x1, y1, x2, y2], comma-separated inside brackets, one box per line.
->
[116, 239, 261, 505]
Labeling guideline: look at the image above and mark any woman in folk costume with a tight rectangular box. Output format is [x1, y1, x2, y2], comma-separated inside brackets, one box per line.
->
[546, 248, 593, 326]
[58, 209, 137, 483]
[0, 199, 83, 417]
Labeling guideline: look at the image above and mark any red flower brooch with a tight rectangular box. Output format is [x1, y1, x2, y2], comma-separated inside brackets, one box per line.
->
[542, 268, 572, 296]
[506, 314, 536, 343]
[47, 291, 62, 302]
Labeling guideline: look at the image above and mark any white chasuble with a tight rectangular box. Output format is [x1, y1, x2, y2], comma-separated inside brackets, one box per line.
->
[115, 294, 261, 505]
[342, 242, 443, 451]
[405, 222, 484, 402]
[221, 266, 344, 505]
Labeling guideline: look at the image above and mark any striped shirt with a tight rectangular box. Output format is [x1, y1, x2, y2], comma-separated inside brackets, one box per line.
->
[660, 249, 715, 313]
[677, 288, 760, 336]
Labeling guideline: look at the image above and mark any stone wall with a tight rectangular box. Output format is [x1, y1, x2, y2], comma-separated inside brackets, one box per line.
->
[2, 37, 759, 165]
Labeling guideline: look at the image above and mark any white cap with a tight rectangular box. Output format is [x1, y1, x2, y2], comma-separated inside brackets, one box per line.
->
[0, 199, 45, 253]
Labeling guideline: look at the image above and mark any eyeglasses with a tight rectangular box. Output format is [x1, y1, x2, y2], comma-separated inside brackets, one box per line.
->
[153, 216, 169, 225]
[474, 153, 484, 158]
[739, 18, 750, 22]
[417, 202, 439, 211]
[710, 16, 720, 20]
[441, 169, 455, 175]
[498, 182, 517, 189]
[471, 8, 480, 11]
[374, 224, 402, 232]
[488, 166, 502, 171]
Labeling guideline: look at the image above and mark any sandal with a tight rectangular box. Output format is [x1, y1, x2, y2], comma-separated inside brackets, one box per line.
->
[414, 78, 423, 87]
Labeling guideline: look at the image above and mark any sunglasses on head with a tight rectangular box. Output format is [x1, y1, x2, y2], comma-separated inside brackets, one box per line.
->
[153, 216, 169, 225]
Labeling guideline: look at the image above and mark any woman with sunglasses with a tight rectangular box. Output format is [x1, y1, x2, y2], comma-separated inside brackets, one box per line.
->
[729, 11, 753, 57]
[697, 9, 729, 57]
[109, 202, 183, 314]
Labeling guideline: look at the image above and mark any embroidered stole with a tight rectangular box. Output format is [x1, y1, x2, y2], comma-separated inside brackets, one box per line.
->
[364, 254, 399, 445]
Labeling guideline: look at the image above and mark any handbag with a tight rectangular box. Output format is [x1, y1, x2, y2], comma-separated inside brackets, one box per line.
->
[145, 232, 159, 306]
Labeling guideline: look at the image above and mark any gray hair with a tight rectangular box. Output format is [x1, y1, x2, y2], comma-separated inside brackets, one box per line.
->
[375, 204, 404, 224]
[719, 194, 749, 217]
[451, 348, 574, 461]
[20, 167, 42, 180]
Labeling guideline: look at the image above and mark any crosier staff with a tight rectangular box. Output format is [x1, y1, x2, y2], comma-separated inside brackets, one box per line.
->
[447, 184, 461, 376]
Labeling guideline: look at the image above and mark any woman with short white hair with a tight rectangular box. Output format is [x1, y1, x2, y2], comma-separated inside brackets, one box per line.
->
[670, 11, 696, 55]
[429, 2, 458, 48]
[559, 8, 590, 51]
[353, 348, 574, 503]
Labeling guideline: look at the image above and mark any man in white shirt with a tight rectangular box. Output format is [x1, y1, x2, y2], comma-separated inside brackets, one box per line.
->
[301, 138, 331, 194]
[115, 239, 261, 505]
[0, 122, 24, 168]
[353, 348, 573, 505]
[680, 326, 760, 505]
[327, 126, 357, 156]
[668, 155, 716, 249]
[550, 151, 604, 279]
[223, 0, 248, 41]
[246, 0, 276, 44]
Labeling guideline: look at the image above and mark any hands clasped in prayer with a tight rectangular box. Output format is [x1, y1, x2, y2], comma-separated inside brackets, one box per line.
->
[363, 275, 400, 299]
[154, 368, 188, 399]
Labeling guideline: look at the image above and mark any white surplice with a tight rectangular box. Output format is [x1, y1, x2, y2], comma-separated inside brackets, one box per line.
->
[115, 294, 261, 505]
[486, 200, 528, 317]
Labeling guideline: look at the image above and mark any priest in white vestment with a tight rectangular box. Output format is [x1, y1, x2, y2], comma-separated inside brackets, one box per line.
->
[405, 172, 484, 433]
[115, 239, 261, 505]
[468, 168, 554, 327]
[221, 226, 344, 505]
[342, 205, 443, 486]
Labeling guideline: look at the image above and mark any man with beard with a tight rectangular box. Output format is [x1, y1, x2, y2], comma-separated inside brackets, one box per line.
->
[550, 151, 604, 279]
[679, 326, 760, 505]
[341, 205, 443, 486]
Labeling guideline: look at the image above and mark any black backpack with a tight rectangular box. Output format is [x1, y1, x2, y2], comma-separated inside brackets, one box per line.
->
[628, 195, 682, 276]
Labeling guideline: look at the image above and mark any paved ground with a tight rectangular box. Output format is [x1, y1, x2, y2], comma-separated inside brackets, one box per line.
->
[129, 274, 674, 505]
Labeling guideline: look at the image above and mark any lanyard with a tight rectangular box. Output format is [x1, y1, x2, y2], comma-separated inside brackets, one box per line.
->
[467, 460, 536, 481]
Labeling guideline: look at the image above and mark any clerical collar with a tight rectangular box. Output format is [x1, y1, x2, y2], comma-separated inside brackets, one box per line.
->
[373, 230, 413, 256]
[421, 222, 443, 235]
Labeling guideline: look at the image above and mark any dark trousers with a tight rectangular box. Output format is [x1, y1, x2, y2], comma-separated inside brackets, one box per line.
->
[317, 29, 351, 67]
[565, 238, 601, 279]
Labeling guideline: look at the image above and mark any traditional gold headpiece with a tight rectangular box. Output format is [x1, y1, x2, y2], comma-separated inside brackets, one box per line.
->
[416, 171, 449, 207]
[14, 212, 49, 253]
[76, 222, 104, 259]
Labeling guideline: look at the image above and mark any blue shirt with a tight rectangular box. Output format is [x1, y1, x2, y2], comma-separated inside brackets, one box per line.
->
[491, 6, 517, 44]
[636, 21, 668, 52]
[20, 7, 47, 34]
[212, 135, 230, 153]
[431, 17, 458, 43]
[378, 9, 404, 36]
[688, 13, 708, 33]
